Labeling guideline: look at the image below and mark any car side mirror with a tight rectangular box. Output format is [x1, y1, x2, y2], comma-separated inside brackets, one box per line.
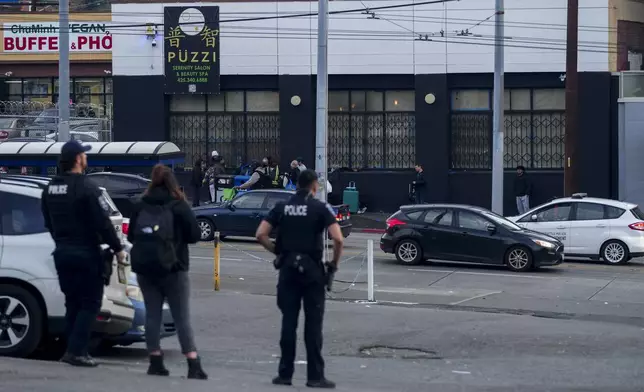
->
[530, 214, 538, 222]
[486, 224, 496, 234]
[227, 203, 236, 211]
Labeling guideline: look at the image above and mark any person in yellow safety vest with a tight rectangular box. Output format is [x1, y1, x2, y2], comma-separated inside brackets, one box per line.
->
[268, 157, 280, 188]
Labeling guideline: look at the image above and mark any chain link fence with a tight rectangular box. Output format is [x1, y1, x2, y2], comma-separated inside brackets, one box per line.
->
[0, 100, 112, 142]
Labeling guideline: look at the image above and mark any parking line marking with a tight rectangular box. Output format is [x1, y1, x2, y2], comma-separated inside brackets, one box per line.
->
[455, 271, 547, 279]
[450, 291, 503, 305]
[408, 268, 457, 274]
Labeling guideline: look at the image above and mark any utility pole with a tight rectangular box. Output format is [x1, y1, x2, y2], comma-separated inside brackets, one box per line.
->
[315, 0, 329, 263]
[58, 0, 71, 142]
[564, 0, 579, 196]
[491, 0, 505, 214]
[315, 0, 329, 204]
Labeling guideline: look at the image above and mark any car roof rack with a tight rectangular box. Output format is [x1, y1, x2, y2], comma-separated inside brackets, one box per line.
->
[571, 193, 588, 199]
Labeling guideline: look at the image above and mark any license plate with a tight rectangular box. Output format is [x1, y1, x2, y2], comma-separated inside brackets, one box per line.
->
[117, 265, 127, 284]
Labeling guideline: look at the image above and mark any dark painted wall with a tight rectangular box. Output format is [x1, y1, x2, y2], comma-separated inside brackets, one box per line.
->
[578, 72, 612, 199]
[112, 71, 614, 213]
[113, 75, 165, 142]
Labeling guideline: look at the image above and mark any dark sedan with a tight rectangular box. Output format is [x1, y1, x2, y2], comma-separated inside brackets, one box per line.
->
[380, 204, 564, 272]
[88, 172, 150, 218]
[192, 189, 352, 241]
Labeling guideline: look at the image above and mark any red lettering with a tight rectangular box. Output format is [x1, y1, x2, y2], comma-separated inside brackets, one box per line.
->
[15, 37, 26, 51]
[88, 36, 100, 49]
[102, 35, 112, 50]
[4, 37, 13, 51]
[49, 36, 58, 50]
[38, 36, 47, 50]
[28, 36, 36, 50]
[78, 36, 88, 49]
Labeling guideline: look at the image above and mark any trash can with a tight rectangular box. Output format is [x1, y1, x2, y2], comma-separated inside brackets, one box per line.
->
[343, 181, 359, 214]
[214, 174, 236, 203]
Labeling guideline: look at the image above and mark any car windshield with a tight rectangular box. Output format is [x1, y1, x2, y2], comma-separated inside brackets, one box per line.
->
[0, 118, 15, 128]
[481, 211, 523, 231]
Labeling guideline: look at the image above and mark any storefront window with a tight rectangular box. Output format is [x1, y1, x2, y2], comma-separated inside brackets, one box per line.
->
[6, 79, 21, 95]
[207, 94, 225, 111]
[170, 95, 205, 112]
[246, 91, 279, 112]
[225, 92, 244, 112]
[75, 78, 104, 95]
[105, 78, 113, 94]
[53, 78, 73, 95]
[329, 91, 349, 112]
[385, 91, 415, 112]
[24, 78, 52, 95]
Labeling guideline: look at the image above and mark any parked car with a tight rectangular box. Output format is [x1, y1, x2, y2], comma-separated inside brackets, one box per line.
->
[23, 117, 104, 139]
[506, 193, 644, 265]
[380, 204, 564, 272]
[0, 175, 135, 358]
[0, 117, 30, 140]
[192, 189, 352, 241]
[87, 172, 151, 218]
[101, 220, 176, 349]
[45, 131, 99, 142]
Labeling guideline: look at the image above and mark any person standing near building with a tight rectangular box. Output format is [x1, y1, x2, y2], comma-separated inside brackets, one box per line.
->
[413, 164, 426, 204]
[514, 165, 532, 214]
[203, 151, 225, 203]
[191, 156, 205, 207]
[128, 164, 207, 380]
[41, 140, 126, 367]
[296, 157, 307, 172]
[236, 157, 272, 191]
[255, 170, 344, 389]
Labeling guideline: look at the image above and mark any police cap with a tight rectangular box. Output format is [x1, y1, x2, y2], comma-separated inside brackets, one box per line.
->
[60, 140, 91, 161]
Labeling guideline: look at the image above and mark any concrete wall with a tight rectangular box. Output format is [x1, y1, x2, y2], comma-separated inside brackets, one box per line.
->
[618, 100, 644, 208]
[111, 0, 610, 76]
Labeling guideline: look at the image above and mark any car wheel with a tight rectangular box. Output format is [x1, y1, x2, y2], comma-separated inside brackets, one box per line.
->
[505, 246, 533, 272]
[197, 218, 215, 241]
[601, 240, 629, 265]
[395, 239, 422, 265]
[0, 284, 44, 358]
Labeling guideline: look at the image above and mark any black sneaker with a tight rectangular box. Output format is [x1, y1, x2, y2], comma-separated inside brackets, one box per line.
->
[306, 379, 336, 389]
[186, 357, 208, 380]
[272, 376, 293, 386]
[61, 354, 98, 368]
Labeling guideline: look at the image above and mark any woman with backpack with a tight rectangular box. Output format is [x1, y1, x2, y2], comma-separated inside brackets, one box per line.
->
[128, 164, 207, 380]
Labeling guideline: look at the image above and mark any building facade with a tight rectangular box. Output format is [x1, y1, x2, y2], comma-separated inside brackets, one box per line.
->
[111, 0, 630, 211]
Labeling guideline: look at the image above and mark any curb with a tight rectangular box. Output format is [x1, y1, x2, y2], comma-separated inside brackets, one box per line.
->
[355, 228, 386, 234]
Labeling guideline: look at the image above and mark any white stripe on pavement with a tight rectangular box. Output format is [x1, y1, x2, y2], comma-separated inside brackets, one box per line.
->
[449, 291, 503, 305]
[408, 268, 547, 279]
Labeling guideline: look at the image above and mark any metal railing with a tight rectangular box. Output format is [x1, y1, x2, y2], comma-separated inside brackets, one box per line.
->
[0, 100, 112, 142]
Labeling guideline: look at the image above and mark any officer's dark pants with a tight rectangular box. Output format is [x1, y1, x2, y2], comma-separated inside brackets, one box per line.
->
[415, 189, 425, 204]
[54, 248, 104, 357]
[277, 258, 326, 381]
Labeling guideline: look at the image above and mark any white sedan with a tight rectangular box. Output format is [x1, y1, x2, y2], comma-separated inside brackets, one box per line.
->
[507, 193, 644, 265]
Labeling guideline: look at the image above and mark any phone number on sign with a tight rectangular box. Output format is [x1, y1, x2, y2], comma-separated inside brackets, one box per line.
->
[177, 78, 209, 83]
[3, 35, 112, 51]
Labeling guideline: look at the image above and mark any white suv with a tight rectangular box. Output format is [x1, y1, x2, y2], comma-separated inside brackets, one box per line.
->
[0, 175, 134, 357]
[507, 193, 644, 265]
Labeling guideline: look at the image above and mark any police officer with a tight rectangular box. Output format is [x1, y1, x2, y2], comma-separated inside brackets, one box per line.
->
[255, 170, 344, 389]
[41, 140, 126, 367]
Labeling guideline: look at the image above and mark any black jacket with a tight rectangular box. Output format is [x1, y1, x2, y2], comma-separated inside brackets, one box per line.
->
[191, 159, 204, 186]
[127, 187, 200, 272]
[514, 174, 532, 197]
[42, 173, 122, 253]
[415, 171, 426, 189]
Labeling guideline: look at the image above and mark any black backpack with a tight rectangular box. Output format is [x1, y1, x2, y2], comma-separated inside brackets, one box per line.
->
[130, 202, 178, 276]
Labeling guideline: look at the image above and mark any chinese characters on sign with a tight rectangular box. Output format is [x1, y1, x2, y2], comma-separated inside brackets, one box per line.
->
[164, 6, 220, 94]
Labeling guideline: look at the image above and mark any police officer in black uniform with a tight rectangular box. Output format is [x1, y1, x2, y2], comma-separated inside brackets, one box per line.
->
[41, 140, 126, 367]
[255, 170, 344, 389]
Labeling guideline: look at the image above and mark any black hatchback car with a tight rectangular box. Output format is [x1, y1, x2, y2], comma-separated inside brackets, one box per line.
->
[87, 172, 151, 218]
[380, 204, 564, 272]
[193, 189, 352, 241]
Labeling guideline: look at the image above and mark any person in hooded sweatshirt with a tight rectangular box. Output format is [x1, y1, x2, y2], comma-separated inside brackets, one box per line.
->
[127, 164, 207, 380]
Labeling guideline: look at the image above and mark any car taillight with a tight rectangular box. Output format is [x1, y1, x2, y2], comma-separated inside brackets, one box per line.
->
[122, 222, 129, 235]
[0, 131, 8, 139]
[336, 213, 342, 221]
[386, 218, 406, 229]
[629, 222, 644, 231]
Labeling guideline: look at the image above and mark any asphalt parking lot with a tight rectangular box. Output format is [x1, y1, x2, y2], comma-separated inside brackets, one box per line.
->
[3, 232, 644, 391]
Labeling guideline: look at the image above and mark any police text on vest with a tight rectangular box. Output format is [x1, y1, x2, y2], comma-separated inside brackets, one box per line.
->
[48, 185, 68, 195]
[284, 205, 308, 216]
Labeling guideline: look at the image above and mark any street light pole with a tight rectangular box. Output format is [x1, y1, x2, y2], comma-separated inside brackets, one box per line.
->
[58, 0, 71, 142]
[491, 0, 505, 214]
[315, 0, 329, 204]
